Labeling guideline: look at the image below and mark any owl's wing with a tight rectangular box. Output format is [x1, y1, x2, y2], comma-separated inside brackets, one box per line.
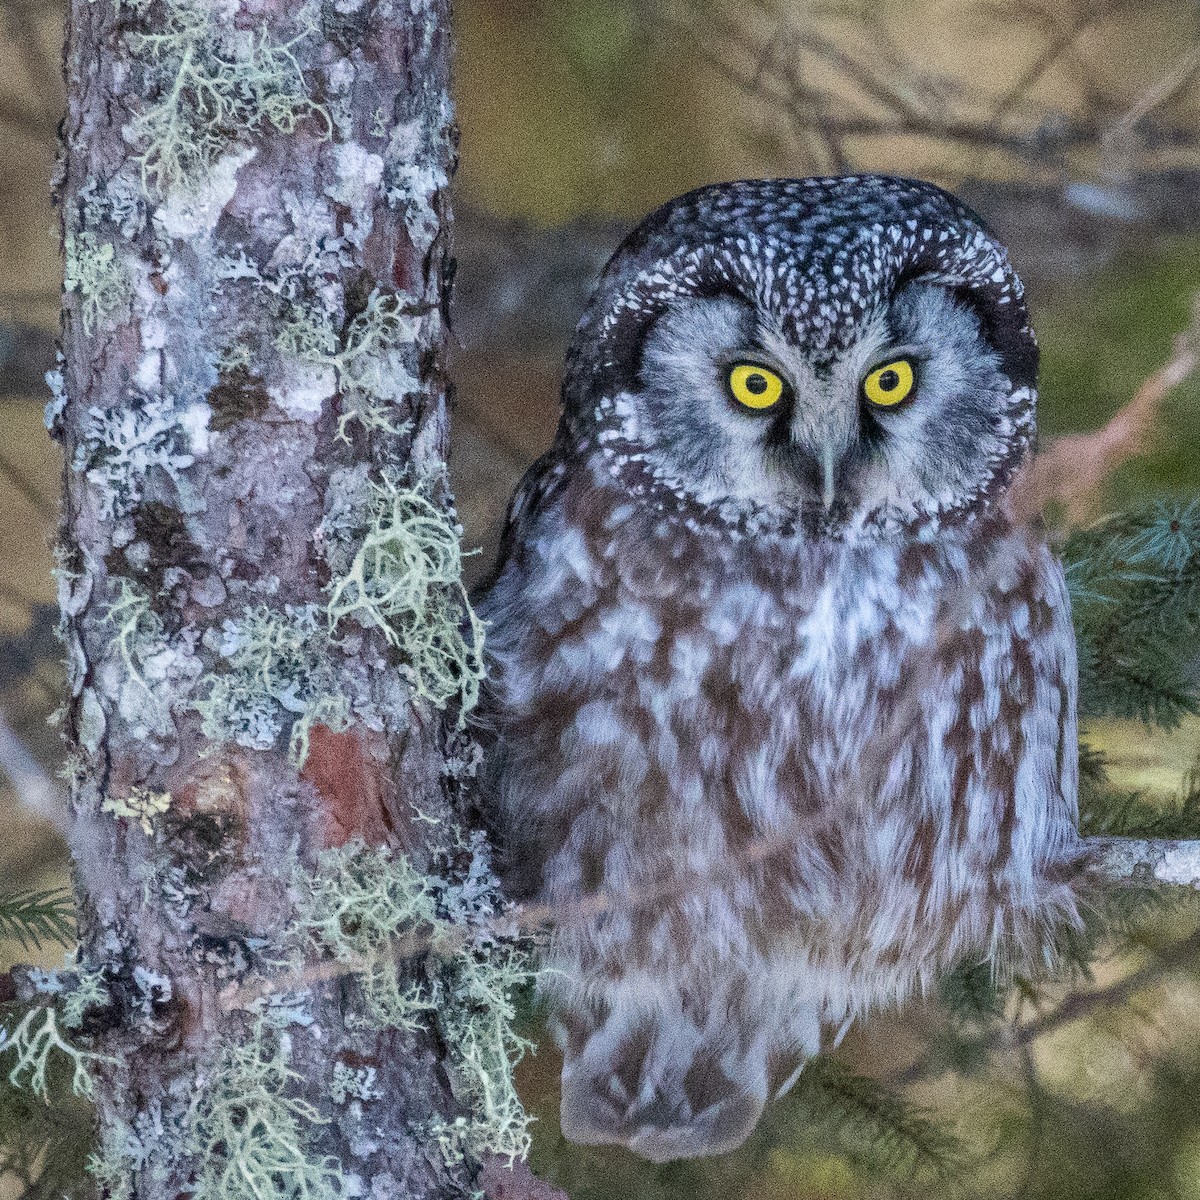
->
[1024, 541, 1080, 841]
[470, 445, 569, 602]
[937, 535, 1081, 961]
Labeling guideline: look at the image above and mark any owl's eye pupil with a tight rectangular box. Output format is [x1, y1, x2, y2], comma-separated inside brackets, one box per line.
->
[878, 369, 900, 391]
[745, 373, 769, 395]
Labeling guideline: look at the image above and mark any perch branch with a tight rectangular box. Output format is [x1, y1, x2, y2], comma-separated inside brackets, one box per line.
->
[1084, 836, 1200, 889]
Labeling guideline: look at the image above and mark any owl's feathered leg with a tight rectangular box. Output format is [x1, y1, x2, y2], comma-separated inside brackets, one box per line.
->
[555, 998, 772, 1162]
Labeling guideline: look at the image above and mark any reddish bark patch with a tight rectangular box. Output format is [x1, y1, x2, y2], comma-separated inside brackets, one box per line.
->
[301, 725, 393, 848]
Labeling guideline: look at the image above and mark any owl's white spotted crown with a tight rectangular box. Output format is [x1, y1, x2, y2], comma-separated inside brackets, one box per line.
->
[568, 174, 1035, 388]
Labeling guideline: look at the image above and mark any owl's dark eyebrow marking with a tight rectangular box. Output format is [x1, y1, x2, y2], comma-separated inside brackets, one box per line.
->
[722, 341, 786, 375]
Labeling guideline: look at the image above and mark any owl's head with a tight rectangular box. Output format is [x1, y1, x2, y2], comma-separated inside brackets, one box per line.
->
[561, 176, 1038, 534]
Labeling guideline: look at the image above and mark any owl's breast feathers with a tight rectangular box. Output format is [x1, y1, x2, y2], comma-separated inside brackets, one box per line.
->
[477, 459, 1081, 1158]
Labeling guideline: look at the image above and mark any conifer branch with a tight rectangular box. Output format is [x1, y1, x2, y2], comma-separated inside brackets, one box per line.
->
[0, 891, 74, 953]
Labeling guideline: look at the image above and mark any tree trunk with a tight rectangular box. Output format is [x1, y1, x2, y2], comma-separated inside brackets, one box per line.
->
[51, 2, 531, 1196]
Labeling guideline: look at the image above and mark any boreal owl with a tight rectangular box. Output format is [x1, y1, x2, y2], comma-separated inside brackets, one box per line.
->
[475, 175, 1082, 1163]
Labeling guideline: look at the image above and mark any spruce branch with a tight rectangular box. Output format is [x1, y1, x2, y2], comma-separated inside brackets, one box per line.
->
[792, 1057, 961, 1176]
[0, 890, 75, 954]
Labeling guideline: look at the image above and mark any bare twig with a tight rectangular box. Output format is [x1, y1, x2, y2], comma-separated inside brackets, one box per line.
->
[1106, 42, 1200, 150]
[667, 1, 1200, 173]
[1013, 302, 1200, 523]
[0, 709, 67, 833]
[989, 3, 1111, 125]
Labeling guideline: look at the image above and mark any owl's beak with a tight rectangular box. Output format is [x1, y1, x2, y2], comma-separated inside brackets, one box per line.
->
[819, 443, 837, 512]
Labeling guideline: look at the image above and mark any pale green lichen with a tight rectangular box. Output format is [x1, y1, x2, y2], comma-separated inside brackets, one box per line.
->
[292, 842, 438, 1030]
[64, 230, 130, 335]
[274, 289, 419, 442]
[125, 0, 330, 194]
[291, 838, 534, 1164]
[274, 304, 336, 361]
[324, 475, 485, 718]
[435, 940, 534, 1164]
[77, 174, 148, 240]
[185, 1015, 342, 1200]
[96, 577, 204, 745]
[193, 604, 350, 767]
[335, 397, 413, 445]
[74, 396, 197, 520]
[61, 968, 112, 1031]
[102, 786, 172, 835]
[103, 578, 164, 692]
[1, 1005, 110, 1101]
[328, 1061, 380, 1105]
[86, 1120, 138, 1200]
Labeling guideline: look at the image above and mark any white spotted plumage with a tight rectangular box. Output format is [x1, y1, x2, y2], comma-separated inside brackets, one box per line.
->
[476, 175, 1082, 1162]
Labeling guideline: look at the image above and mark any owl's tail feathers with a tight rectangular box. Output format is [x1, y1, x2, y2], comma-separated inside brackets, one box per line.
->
[557, 1009, 772, 1163]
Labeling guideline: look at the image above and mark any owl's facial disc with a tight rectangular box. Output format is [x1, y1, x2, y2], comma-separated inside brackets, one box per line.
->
[632, 282, 1013, 522]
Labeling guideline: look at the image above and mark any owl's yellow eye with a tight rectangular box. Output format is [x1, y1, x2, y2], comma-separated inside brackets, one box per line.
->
[862, 358, 916, 408]
[728, 363, 785, 411]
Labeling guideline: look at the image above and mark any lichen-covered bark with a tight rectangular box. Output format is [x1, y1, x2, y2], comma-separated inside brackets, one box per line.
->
[52, 2, 524, 1196]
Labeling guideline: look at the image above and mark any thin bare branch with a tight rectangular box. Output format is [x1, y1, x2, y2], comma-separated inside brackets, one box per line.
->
[1107, 41, 1200, 148]
[989, 4, 1111, 125]
[670, 0, 1200, 171]
[1014, 300, 1200, 523]
[0, 709, 67, 833]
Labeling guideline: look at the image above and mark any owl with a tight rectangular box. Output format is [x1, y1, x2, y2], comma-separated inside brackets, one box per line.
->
[475, 175, 1082, 1163]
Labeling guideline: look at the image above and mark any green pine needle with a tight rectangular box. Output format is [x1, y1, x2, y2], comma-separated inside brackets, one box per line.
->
[939, 957, 1005, 1024]
[792, 1057, 961, 1177]
[1079, 756, 1200, 840]
[1066, 503, 1200, 727]
[0, 890, 75, 953]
